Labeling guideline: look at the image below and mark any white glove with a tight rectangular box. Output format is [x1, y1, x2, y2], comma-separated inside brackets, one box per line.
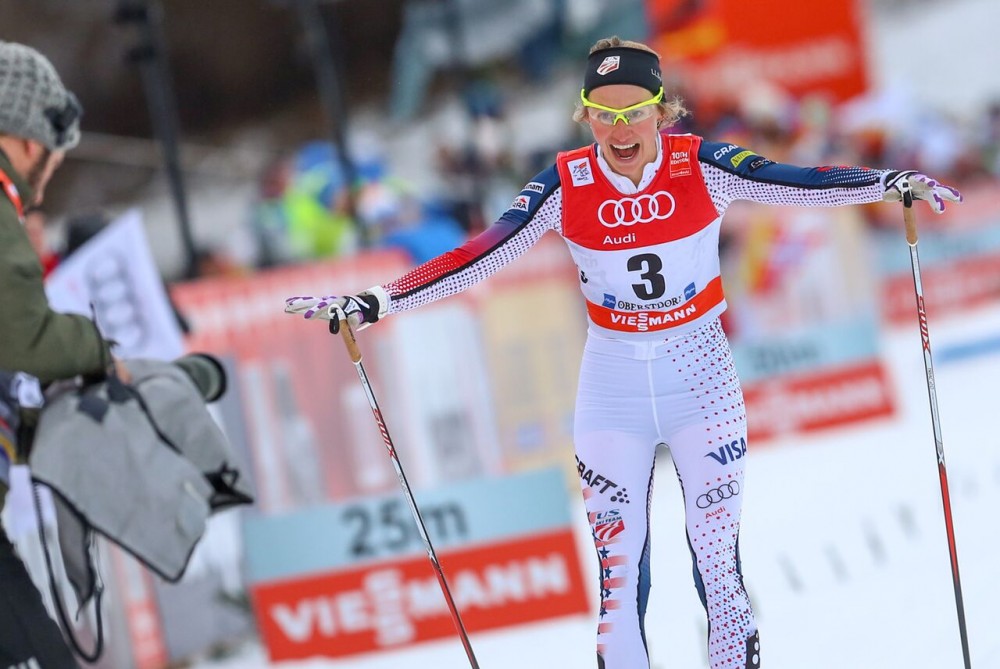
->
[882, 170, 962, 214]
[284, 286, 389, 334]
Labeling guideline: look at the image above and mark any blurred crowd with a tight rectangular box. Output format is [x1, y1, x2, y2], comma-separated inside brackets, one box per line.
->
[675, 82, 1000, 230]
[248, 139, 470, 269]
[230, 82, 1000, 278]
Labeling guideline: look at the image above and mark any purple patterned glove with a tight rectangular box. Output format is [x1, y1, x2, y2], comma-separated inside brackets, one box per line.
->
[284, 286, 388, 333]
[882, 170, 962, 214]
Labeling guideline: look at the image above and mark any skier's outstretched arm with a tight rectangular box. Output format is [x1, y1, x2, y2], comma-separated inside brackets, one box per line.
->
[285, 166, 563, 329]
[698, 140, 961, 214]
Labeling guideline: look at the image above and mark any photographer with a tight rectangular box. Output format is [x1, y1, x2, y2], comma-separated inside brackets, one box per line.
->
[0, 41, 125, 669]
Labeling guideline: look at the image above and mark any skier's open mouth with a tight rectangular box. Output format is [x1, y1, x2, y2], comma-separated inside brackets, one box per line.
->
[611, 143, 640, 161]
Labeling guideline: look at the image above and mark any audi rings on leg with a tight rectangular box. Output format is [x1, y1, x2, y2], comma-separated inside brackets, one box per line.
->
[696, 480, 741, 509]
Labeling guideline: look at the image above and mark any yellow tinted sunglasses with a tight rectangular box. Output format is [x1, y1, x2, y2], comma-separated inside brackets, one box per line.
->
[580, 87, 664, 126]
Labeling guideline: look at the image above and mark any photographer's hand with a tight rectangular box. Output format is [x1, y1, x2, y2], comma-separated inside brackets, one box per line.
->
[113, 358, 132, 384]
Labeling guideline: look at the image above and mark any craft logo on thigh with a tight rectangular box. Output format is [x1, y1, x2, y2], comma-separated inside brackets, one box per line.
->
[609, 487, 629, 504]
[576, 456, 623, 498]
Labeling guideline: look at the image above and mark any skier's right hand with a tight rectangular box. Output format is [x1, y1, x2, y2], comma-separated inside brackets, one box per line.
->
[284, 286, 388, 334]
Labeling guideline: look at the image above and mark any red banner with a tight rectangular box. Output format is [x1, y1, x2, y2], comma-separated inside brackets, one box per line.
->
[648, 0, 870, 103]
[743, 360, 895, 441]
[881, 252, 1000, 325]
[251, 529, 589, 661]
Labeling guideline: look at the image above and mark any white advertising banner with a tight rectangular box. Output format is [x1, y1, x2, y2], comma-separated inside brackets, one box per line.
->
[46, 208, 185, 361]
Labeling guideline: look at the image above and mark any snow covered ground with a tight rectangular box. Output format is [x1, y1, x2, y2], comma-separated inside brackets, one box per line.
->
[190, 303, 1000, 669]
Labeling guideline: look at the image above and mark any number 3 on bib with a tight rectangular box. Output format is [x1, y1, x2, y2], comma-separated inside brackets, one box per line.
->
[628, 252, 666, 300]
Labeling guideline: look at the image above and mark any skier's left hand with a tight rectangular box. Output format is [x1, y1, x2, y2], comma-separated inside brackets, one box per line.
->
[882, 170, 962, 214]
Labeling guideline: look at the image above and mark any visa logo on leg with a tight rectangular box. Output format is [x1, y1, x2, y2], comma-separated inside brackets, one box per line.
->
[704, 437, 747, 465]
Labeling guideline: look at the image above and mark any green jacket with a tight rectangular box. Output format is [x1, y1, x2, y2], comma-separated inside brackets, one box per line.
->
[0, 149, 111, 511]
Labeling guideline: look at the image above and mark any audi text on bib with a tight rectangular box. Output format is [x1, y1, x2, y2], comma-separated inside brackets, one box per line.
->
[556, 134, 727, 338]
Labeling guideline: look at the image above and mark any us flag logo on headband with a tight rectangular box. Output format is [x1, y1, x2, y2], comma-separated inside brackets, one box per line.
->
[596, 56, 620, 76]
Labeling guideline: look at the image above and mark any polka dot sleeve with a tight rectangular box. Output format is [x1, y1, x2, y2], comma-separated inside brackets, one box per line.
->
[383, 184, 563, 315]
[698, 140, 889, 213]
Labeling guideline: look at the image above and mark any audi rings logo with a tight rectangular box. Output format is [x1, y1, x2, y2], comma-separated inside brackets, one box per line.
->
[696, 481, 740, 509]
[598, 191, 675, 228]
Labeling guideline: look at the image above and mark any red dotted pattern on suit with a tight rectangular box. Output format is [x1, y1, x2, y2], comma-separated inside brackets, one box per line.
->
[701, 162, 885, 212]
[690, 494, 755, 668]
[664, 320, 756, 668]
[662, 319, 746, 441]
[384, 191, 563, 313]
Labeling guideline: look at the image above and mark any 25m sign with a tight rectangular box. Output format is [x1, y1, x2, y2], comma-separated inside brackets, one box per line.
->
[242, 468, 589, 661]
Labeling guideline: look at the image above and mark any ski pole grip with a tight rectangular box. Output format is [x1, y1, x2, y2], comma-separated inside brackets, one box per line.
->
[337, 311, 363, 363]
[901, 181, 918, 246]
[903, 199, 918, 246]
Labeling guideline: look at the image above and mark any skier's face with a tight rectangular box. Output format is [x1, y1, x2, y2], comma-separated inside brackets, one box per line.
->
[584, 84, 664, 186]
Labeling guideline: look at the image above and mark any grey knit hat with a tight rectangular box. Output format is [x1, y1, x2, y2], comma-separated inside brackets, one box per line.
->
[0, 41, 82, 151]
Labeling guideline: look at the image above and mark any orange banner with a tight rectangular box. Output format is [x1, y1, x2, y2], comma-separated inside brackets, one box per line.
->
[251, 528, 589, 661]
[649, 0, 870, 102]
[743, 360, 895, 441]
[881, 251, 1000, 325]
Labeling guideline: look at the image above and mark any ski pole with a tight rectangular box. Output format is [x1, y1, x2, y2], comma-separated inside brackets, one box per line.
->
[331, 310, 481, 669]
[901, 180, 972, 669]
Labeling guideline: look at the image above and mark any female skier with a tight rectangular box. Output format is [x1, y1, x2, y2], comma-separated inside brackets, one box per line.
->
[285, 36, 961, 669]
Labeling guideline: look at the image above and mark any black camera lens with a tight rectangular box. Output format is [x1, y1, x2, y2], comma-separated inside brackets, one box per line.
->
[173, 353, 227, 402]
